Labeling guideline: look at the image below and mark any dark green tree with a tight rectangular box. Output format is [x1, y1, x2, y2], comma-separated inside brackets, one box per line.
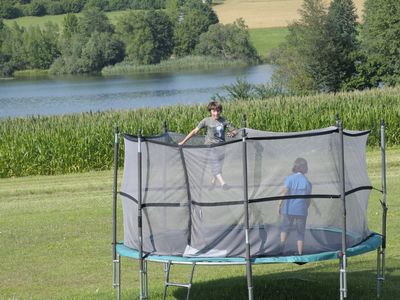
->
[50, 7, 123, 74]
[80, 31, 124, 72]
[0, 0, 22, 19]
[359, 0, 400, 87]
[273, 0, 328, 93]
[195, 19, 259, 64]
[62, 13, 79, 38]
[324, 0, 359, 92]
[23, 23, 60, 69]
[0, 23, 27, 75]
[29, 0, 47, 16]
[116, 10, 173, 64]
[173, 0, 218, 56]
[78, 7, 114, 37]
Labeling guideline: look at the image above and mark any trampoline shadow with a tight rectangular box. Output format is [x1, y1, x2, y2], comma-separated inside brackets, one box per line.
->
[172, 266, 398, 300]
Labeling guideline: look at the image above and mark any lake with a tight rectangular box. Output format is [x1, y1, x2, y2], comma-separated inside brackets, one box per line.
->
[0, 64, 274, 118]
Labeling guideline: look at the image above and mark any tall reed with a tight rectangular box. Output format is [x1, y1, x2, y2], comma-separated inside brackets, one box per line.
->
[1, 87, 399, 177]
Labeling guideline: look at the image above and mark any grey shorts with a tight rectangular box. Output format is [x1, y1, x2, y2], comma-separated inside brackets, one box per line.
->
[280, 215, 307, 241]
[208, 148, 225, 176]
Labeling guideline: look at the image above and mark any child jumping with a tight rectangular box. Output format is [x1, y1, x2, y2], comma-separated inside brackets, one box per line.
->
[178, 101, 238, 189]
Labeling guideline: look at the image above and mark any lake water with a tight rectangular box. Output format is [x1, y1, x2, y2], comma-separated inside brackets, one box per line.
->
[0, 64, 274, 118]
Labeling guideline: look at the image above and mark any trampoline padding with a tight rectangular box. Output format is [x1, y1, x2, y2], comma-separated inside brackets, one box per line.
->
[116, 232, 381, 264]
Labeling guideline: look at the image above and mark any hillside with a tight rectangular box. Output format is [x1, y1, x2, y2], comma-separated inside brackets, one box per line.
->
[214, 0, 365, 28]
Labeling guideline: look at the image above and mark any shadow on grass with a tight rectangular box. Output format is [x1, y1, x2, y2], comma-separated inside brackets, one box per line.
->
[172, 265, 398, 300]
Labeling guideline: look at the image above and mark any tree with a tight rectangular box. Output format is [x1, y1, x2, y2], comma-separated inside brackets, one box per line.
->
[78, 7, 114, 37]
[116, 10, 173, 64]
[62, 13, 79, 38]
[173, 0, 218, 56]
[80, 31, 124, 72]
[323, 0, 359, 92]
[195, 19, 260, 64]
[0, 0, 22, 19]
[29, 0, 47, 17]
[359, 0, 400, 86]
[23, 23, 60, 69]
[273, 0, 329, 93]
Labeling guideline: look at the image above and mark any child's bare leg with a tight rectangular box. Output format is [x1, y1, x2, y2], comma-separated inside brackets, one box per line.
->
[215, 174, 226, 186]
[297, 240, 304, 255]
[280, 232, 287, 244]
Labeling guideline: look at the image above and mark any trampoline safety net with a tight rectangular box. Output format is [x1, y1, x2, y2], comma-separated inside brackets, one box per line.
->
[120, 127, 372, 258]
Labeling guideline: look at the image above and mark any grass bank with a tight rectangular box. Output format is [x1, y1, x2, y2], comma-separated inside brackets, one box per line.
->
[1, 87, 399, 178]
[102, 56, 248, 75]
[0, 148, 398, 299]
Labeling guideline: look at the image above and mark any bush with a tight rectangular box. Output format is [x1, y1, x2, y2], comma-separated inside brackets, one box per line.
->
[29, 0, 47, 16]
[195, 19, 260, 64]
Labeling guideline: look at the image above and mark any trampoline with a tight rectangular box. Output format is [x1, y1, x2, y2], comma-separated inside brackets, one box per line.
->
[112, 117, 388, 300]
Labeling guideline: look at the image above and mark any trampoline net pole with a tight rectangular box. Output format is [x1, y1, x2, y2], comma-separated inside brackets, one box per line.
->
[241, 114, 254, 300]
[137, 129, 147, 300]
[112, 127, 119, 288]
[338, 121, 348, 299]
[377, 119, 387, 298]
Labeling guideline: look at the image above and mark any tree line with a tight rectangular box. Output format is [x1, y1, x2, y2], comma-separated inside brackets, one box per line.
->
[0, 0, 166, 19]
[272, 0, 400, 93]
[0, 0, 259, 76]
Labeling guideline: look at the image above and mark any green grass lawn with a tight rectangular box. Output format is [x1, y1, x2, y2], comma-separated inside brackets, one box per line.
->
[3, 10, 130, 29]
[249, 27, 288, 59]
[0, 148, 398, 299]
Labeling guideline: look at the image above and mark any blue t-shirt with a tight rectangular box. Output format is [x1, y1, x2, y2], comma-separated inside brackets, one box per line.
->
[282, 173, 312, 216]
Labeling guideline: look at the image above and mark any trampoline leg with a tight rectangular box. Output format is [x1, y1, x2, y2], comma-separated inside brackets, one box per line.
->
[139, 260, 148, 300]
[113, 255, 121, 300]
[186, 263, 196, 300]
[144, 260, 148, 299]
[162, 261, 196, 300]
[163, 262, 171, 300]
[377, 247, 385, 298]
[339, 256, 347, 300]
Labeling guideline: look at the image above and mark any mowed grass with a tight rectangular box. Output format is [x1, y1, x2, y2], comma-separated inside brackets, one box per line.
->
[0, 148, 399, 299]
[3, 10, 130, 29]
[249, 27, 288, 59]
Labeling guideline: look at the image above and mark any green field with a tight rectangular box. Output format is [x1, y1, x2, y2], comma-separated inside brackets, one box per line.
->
[3, 10, 129, 29]
[0, 148, 398, 299]
[249, 27, 288, 59]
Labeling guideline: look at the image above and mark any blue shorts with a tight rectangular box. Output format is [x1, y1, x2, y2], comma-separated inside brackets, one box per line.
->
[280, 215, 307, 241]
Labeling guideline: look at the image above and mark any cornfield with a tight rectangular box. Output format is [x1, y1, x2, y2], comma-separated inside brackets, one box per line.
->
[1, 87, 399, 178]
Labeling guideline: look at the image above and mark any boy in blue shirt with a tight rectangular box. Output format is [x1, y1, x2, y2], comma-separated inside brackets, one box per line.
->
[278, 157, 312, 255]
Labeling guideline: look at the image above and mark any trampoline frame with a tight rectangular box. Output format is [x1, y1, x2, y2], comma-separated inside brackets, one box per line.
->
[111, 117, 388, 300]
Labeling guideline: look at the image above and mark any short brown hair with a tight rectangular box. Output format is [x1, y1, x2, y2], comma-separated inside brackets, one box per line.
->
[292, 157, 308, 174]
[207, 101, 222, 112]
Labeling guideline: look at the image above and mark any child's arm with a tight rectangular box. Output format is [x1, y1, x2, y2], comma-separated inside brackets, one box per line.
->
[178, 127, 200, 145]
[227, 129, 239, 137]
[226, 120, 239, 137]
[277, 187, 289, 214]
